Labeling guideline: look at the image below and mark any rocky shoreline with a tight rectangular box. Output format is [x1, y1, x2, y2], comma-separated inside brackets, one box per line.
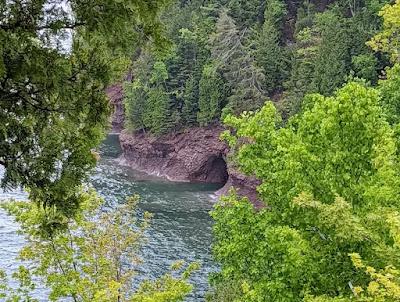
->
[215, 166, 262, 207]
[107, 84, 261, 204]
[118, 126, 261, 204]
[119, 125, 229, 183]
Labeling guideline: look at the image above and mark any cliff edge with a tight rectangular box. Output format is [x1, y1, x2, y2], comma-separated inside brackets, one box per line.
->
[119, 125, 229, 183]
[119, 125, 261, 204]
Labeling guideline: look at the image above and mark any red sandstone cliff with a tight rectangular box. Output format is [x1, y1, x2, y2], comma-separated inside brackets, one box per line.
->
[215, 166, 262, 207]
[119, 125, 261, 204]
[119, 125, 229, 183]
[108, 84, 261, 203]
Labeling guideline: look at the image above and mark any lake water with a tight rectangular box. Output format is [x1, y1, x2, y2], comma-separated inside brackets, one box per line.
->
[0, 134, 220, 301]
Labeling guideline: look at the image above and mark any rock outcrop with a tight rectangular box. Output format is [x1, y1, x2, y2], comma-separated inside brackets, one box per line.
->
[119, 125, 229, 183]
[216, 166, 263, 207]
[119, 125, 262, 204]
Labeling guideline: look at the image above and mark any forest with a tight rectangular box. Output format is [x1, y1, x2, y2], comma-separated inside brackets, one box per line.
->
[1, 0, 400, 301]
[124, 0, 392, 134]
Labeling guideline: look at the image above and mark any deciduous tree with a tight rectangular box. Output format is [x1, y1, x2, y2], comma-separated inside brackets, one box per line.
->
[211, 81, 400, 301]
[0, 191, 198, 302]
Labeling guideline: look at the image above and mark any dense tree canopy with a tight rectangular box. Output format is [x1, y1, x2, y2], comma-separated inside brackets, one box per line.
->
[209, 0, 400, 301]
[3, 0, 400, 300]
[211, 80, 400, 302]
[368, 0, 400, 63]
[124, 0, 391, 134]
[0, 0, 168, 214]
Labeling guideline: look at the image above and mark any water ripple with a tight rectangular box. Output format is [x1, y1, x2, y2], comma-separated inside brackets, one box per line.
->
[0, 135, 219, 301]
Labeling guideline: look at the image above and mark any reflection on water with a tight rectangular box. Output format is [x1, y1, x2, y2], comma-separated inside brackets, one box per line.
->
[0, 134, 219, 301]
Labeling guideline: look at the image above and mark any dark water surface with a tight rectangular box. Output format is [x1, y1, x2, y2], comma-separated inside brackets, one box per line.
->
[0, 134, 219, 301]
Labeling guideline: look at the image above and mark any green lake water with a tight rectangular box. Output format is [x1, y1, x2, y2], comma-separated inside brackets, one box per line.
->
[0, 134, 220, 301]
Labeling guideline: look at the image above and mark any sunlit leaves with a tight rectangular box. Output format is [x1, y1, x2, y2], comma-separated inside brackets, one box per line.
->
[0, 190, 197, 301]
[211, 80, 400, 301]
[367, 0, 400, 63]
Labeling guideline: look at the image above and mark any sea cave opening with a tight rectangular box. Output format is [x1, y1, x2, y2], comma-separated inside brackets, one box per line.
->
[201, 155, 229, 185]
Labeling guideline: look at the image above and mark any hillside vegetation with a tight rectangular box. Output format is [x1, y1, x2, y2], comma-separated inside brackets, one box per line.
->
[124, 0, 392, 134]
[2, 0, 400, 301]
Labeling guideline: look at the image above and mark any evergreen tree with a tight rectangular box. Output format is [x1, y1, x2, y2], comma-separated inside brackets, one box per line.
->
[279, 26, 320, 118]
[182, 76, 199, 125]
[224, 0, 264, 28]
[311, 11, 351, 95]
[148, 61, 174, 135]
[351, 53, 378, 83]
[121, 0, 393, 134]
[147, 86, 173, 135]
[166, 28, 199, 98]
[197, 64, 224, 125]
[124, 79, 147, 132]
[295, 0, 316, 34]
[210, 9, 266, 115]
[161, 2, 217, 128]
[255, 0, 288, 94]
[263, 0, 287, 28]
[0, 0, 168, 214]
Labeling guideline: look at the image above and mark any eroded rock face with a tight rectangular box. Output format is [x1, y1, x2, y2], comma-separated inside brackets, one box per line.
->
[119, 124, 262, 205]
[216, 166, 263, 207]
[119, 125, 229, 183]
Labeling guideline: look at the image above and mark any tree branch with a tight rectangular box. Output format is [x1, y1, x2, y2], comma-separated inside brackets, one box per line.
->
[0, 21, 86, 32]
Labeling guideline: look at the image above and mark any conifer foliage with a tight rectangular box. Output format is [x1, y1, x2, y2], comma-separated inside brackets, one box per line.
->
[124, 0, 389, 135]
[0, 0, 168, 214]
[210, 9, 266, 115]
[3, 0, 400, 301]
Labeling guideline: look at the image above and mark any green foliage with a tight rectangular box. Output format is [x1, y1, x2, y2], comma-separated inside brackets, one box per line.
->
[279, 26, 320, 118]
[263, 0, 287, 29]
[123, 0, 393, 133]
[288, 25, 319, 93]
[224, 0, 264, 28]
[182, 76, 199, 125]
[132, 262, 200, 302]
[368, 0, 400, 63]
[281, 1, 385, 118]
[151, 61, 169, 84]
[197, 63, 224, 126]
[211, 9, 266, 115]
[0, 191, 197, 301]
[379, 64, 400, 125]
[352, 54, 378, 83]
[124, 80, 148, 132]
[148, 86, 174, 135]
[306, 227, 400, 302]
[124, 0, 216, 133]
[311, 11, 351, 95]
[295, 1, 317, 34]
[124, 58, 176, 135]
[0, 0, 169, 215]
[211, 81, 400, 301]
[255, 0, 288, 94]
